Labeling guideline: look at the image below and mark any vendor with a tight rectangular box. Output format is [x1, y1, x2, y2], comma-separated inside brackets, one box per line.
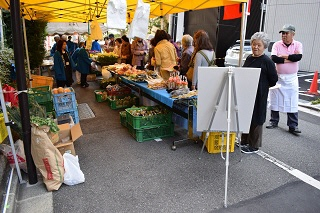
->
[152, 30, 178, 80]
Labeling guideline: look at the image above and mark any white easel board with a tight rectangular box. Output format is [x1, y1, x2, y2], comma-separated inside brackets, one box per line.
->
[197, 67, 261, 133]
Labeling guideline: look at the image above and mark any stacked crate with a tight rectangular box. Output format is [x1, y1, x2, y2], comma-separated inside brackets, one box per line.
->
[28, 86, 54, 116]
[52, 87, 79, 123]
[106, 85, 138, 109]
[124, 106, 174, 142]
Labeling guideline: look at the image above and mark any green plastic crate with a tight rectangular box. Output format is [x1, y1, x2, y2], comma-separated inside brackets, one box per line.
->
[119, 111, 127, 127]
[125, 106, 172, 129]
[127, 123, 174, 142]
[28, 85, 52, 103]
[39, 101, 54, 113]
[94, 90, 108, 102]
[107, 94, 139, 110]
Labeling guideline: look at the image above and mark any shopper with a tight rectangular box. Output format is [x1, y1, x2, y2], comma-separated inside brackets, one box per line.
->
[180, 34, 194, 76]
[53, 40, 75, 87]
[190, 30, 215, 90]
[120, 35, 132, 64]
[240, 32, 278, 153]
[266, 24, 303, 135]
[113, 38, 122, 63]
[152, 30, 177, 80]
[131, 37, 148, 70]
[72, 41, 93, 88]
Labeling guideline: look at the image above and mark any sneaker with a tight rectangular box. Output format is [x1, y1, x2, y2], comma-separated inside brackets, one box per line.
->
[241, 145, 259, 154]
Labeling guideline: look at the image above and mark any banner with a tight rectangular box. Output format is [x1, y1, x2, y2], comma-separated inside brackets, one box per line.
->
[107, 0, 127, 29]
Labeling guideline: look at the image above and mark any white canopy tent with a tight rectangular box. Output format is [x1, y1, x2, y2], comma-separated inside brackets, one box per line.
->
[46, 22, 108, 35]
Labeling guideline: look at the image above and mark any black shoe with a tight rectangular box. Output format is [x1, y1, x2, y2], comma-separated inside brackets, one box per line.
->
[241, 145, 259, 154]
[289, 127, 301, 135]
[85, 83, 89, 87]
[266, 123, 278, 129]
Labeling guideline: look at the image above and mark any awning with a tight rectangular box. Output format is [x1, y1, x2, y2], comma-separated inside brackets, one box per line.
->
[0, 0, 248, 23]
[46, 22, 108, 35]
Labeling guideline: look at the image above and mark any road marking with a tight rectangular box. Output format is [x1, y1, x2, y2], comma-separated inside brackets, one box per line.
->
[298, 73, 315, 77]
[256, 150, 320, 190]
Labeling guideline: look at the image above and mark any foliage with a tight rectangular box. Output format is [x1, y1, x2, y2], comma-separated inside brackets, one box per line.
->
[148, 17, 169, 33]
[0, 48, 15, 85]
[7, 97, 47, 139]
[2, 10, 48, 70]
[96, 52, 118, 66]
[311, 98, 320, 105]
[25, 20, 48, 70]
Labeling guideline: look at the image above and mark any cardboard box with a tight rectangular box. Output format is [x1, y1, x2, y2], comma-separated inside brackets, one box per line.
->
[55, 142, 76, 156]
[54, 123, 83, 156]
[87, 74, 96, 82]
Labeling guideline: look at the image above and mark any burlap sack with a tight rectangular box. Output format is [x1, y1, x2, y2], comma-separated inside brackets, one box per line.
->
[31, 125, 64, 191]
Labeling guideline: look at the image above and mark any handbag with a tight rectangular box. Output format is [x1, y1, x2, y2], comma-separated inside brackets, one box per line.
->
[186, 66, 194, 82]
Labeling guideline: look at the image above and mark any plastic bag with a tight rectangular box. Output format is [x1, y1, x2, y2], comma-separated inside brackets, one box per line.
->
[0, 139, 27, 172]
[63, 153, 85, 186]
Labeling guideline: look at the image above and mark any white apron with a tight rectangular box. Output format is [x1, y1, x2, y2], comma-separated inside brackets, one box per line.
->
[269, 73, 299, 113]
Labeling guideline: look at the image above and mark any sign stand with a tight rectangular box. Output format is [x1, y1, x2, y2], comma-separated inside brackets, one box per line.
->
[197, 66, 261, 208]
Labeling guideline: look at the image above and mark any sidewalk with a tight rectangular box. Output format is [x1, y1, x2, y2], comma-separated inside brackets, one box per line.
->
[1, 92, 320, 212]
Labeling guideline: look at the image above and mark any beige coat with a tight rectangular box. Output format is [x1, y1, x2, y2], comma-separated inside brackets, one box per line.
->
[153, 39, 177, 80]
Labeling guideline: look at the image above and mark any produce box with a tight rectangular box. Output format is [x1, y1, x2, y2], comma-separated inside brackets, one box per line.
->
[201, 132, 236, 154]
[28, 85, 52, 103]
[56, 110, 79, 124]
[54, 122, 83, 156]
[94, 90, 108, 102]
[125, 106, 172, 129]
[120, 111, 127, 127]
[30, 75, 54, 89]
[107, 94, 139, 110]
[127, 122, 174, 142]
[87, 74, 96, 82]
[106, 85, 131, 97]
[52, 87, 77, 113]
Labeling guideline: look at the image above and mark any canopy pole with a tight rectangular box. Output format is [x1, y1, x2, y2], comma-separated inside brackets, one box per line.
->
[0, 10, 4, 50]
[238, 3, 248, 67]
[22, 17, 32, 86]
[10, 0, 38, 184]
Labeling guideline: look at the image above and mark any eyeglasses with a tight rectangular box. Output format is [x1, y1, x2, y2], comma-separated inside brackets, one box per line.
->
[281, 32, 290, 35]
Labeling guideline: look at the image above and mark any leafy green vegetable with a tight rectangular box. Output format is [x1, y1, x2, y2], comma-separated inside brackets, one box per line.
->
[30, 116, 59, 133]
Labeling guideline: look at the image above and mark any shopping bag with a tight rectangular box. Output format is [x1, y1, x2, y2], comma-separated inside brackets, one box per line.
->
[186, 67, 194, 82]
[0, 139, 27, 172]
[63, 153, 85, 186]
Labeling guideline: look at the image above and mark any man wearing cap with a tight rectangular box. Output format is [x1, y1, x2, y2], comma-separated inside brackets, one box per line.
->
[266, 24, 303, 135]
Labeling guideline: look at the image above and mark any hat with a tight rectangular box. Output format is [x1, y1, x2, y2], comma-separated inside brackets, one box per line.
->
[279, 24, 295, 33]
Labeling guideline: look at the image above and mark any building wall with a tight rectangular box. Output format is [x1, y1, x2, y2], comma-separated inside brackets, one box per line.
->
[264, 0, 320, 71]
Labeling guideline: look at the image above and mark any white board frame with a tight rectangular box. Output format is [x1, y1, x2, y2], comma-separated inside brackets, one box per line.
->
[197, 67, 261, 133]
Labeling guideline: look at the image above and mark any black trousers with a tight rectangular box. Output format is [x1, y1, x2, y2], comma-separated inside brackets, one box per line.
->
[56, 80, 67, 87]
[270, 110, 298, 129]
[241, 122, 262, 148]
[81, 73, 88, 86]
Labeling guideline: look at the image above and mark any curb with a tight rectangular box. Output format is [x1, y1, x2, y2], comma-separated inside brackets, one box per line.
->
[298, 102, 320, 112]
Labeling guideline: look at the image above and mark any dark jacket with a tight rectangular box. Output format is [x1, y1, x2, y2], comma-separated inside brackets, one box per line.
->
[243, 54, 278, 125]
[72, 48, 92, 74]
[53, 51, 76, 81]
